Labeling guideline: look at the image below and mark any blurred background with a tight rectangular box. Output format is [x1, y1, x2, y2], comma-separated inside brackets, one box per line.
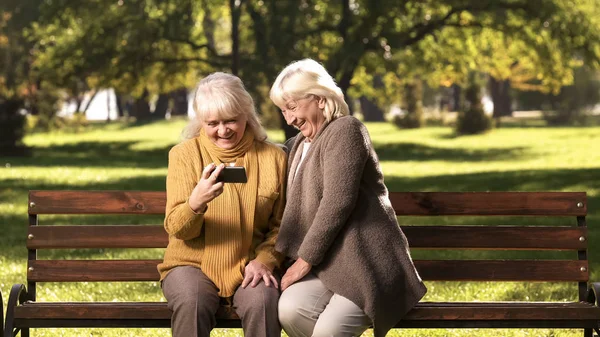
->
[1, 1, 600, 336]
[2, 0, 600, 143]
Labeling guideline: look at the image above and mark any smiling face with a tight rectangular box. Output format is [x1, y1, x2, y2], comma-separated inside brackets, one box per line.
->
[280, 96, 326, 141]
[202, 114, 248, 149]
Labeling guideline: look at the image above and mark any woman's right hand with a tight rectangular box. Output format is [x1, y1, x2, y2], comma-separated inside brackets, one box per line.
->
[188, 163, 225, 213]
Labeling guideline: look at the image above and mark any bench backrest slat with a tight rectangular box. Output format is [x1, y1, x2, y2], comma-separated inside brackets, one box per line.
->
[27, 225, 587, 251]
[29, 190, 165, 215]
[390, 192, 586, 216]
[28, 225, 168, 249]
[27, 260, 588, 282]
[29, 191, 587, 216]
[402, 226, 587, 250]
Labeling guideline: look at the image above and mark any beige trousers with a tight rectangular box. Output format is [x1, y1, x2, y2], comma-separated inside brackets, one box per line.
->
[278, 273, 371, 337]
[161, 266, 281, 337]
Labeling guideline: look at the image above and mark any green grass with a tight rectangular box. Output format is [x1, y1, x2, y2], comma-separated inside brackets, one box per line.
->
[1, 118, 599, 336]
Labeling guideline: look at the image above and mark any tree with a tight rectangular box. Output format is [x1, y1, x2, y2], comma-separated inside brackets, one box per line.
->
[456, 72, 492, 135]
[0, 0, 41, 155]
[31, 0, 224, 120]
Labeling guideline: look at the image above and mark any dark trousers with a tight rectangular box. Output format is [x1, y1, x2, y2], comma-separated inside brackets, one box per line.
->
[162, 266, 281, 337]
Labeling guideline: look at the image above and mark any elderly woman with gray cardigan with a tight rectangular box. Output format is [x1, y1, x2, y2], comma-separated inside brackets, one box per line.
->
[269, 59, 427, 337]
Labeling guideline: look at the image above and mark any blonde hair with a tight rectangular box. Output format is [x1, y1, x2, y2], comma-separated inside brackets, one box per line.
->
[182, 72, 267, 141]
[269, 59, 349, 122]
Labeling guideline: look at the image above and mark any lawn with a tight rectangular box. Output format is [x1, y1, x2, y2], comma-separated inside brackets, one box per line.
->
[1, 118, 599, 336]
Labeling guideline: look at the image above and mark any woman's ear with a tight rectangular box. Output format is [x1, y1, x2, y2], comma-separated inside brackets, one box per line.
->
[317, 96, 326, 109]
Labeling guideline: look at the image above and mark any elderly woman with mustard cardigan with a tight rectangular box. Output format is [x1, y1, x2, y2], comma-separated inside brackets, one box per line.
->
[270, 59, 427, 337]
[158, 72, 286, 337]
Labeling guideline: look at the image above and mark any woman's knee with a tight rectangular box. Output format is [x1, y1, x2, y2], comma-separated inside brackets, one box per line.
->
[235, 283, 279, 316]
[278, 290, 303, 325]
[163, 267, 220, 314]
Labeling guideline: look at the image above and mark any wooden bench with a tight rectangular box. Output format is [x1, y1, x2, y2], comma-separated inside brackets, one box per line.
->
[3, 190, 600, 336]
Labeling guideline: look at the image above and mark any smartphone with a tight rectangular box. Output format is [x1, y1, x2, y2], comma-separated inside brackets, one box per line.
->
[216, 166, 248, 183]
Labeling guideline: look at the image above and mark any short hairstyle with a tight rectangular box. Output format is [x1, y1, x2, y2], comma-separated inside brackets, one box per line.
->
[270, 59, 349, 122]
[182, 72, 267, 141]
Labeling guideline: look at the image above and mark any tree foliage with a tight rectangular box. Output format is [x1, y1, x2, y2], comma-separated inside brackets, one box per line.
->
[2, 0, 599, 141]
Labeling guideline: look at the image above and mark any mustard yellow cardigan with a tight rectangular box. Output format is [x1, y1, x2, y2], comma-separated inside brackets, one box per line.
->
[157, 137, 286, 296]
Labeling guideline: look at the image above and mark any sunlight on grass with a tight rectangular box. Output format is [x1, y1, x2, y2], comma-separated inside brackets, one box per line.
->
[1, 119, 598, 337]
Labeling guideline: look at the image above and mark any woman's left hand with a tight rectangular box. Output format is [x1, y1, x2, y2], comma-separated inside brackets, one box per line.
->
[281, 258, 312, 291]
[241, 259, 279, 289]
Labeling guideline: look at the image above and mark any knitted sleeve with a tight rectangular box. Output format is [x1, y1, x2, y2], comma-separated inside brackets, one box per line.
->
[164, 143, 205, 240]
[254, 149, 287, 271]
[297, 118, 370, 265]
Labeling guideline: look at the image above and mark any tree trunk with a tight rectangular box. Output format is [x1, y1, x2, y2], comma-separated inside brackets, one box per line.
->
[359, 96, 385, 121]
[106, 90, 111, 122]
[338, 69, 356, 115]
[489, 76, 513, 119]
[170, 88, 189, 116]
[230, 0, 243, 76]
[399, 79, 423, 128]
[115, 93, 125, 118]
[133, 90, 151, 121]
[153, 93, 169, 119]
[456, 73, 491, 135]
[452, 84, 462, 112]
[82, 90, 98, 114]
[360, 75, 385, 121]
[0, 98, 28, 156]
[74, 97, 83, 114]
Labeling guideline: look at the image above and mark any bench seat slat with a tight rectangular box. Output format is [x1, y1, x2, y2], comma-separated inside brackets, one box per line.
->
[15, 301, 600, 321]
[29, 191, 587, 216]
[27, 226, 588, 250]
[27, 260, 589, 282]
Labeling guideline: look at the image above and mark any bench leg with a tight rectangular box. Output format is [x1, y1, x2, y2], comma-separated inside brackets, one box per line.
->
[5, 284, 28, 337]
[584, 327, 593, 337]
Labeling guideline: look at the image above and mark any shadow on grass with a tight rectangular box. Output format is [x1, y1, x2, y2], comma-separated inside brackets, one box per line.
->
[1, 175, 166, 194]
[384, 167, 600, 192]
[3, 141, 173, 169]
[497, 114, 600, 128]
[374, 142, 529, 162]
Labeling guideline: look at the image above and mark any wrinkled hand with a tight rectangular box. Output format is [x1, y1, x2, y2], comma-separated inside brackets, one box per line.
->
[189, 163, 225, 212]
[241, 259, 278, 289]
[281, 258, 311, 291]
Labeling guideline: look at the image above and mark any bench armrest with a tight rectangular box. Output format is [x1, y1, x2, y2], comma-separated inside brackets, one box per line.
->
[587, 282, 600, 306]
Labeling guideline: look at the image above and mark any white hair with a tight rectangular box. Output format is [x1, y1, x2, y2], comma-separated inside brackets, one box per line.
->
[182, 72, 267, 140]
[269, 59, 349, 122]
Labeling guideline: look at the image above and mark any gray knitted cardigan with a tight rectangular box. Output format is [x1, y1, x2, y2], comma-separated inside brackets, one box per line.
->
[276, 116, 427, 337]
